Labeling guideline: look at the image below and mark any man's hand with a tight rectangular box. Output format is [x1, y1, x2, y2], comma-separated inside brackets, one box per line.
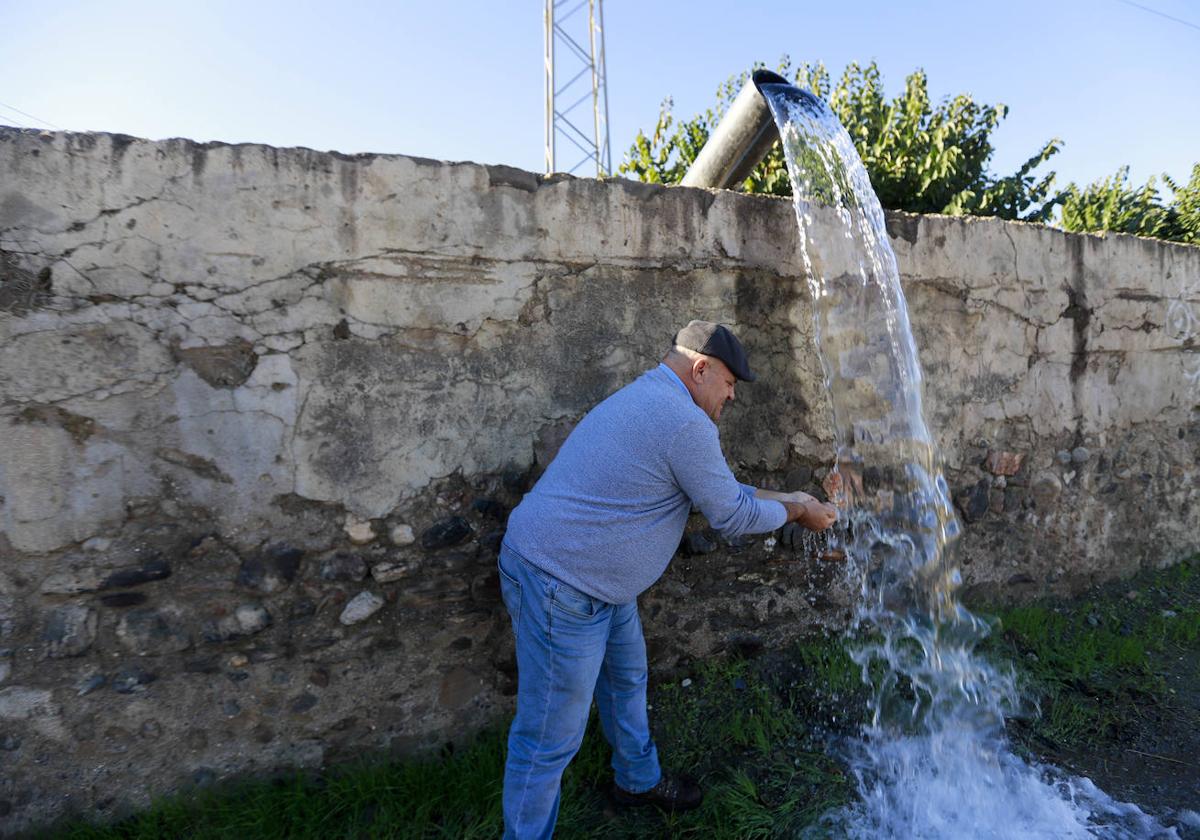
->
[778, 490, 819, 507]
[781, 498, 837, 531]
[755, 488, 836, 531]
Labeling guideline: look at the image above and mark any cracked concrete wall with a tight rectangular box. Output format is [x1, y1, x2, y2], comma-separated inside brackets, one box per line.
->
[0, 126, 1197, 830]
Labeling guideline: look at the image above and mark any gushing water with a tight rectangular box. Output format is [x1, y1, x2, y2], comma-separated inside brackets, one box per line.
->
[757, 78, 1178, 838]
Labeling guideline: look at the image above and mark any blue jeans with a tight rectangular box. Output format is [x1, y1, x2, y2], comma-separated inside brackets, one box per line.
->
[498, 544, 661, 839]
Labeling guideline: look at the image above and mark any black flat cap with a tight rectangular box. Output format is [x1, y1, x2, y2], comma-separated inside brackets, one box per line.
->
[673, 320, 757, 382]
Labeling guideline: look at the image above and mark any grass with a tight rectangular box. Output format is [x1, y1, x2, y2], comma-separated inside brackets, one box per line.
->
[38, 560, 1200, 839]
[44, 731, 512, 840]
[980, 559, 1200, 751]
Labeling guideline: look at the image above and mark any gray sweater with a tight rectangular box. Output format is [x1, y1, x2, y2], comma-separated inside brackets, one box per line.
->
[503, 364, 788, 604]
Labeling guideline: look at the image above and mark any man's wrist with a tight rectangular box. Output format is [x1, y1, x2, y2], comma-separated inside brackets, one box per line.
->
[782, 499, 808, 523]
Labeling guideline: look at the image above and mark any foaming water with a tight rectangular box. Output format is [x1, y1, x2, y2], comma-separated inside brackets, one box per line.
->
[757, 79, 1178, 838]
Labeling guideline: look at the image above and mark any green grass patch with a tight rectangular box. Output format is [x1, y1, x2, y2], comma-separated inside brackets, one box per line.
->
[980, 558, 1200, 751]
[43, 731, 511, 840]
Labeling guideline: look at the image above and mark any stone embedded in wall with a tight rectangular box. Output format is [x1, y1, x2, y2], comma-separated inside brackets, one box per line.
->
[101, 559, 171, 590]
[201, 603, 272, 643]
[173, 340, 258, 389]
[237, 546, 303, 594]
[76, 673, 105, 696]
[339, 591, 384, 625]
[99, 592, 149, 608]
[343, 516, 376, 546]
[111, 667, 156, 694]
[319, 553, 368, 582]
[155, 448, 233, 484]
[289, 693, 319, 714]
[389, 524, 416, 546]
[821, 471, 847, 506]
[437, 667, 482, 711]
[0, 687, 64, 741]
[783, 464, 814, 488]
[958, 479, 993, 523]
[39, 561, 102, 596]
[985, 451, 1025, 476]
[42, 605, 97, 658]
[117, 607, 192, 656]
[0, 687, 52, 719]
[370, 558, 415, 584]
[1030, 473, 1063, 508]
[777, 522, 800, 551]
[681, 530, 718, 556]
[421, 517, 472, 551]
[989, 489, 1005, 515]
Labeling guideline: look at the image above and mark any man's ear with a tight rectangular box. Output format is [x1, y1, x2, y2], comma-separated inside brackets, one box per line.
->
[691, 356, 707, 381]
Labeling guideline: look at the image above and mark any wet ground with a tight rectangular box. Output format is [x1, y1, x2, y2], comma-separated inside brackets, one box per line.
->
[987, 561, 1200, 834]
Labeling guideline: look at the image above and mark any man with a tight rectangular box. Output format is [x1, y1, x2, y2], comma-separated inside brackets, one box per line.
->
[498, 320, 837, 839]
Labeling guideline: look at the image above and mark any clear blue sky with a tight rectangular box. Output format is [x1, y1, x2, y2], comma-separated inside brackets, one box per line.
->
[2, 0, 1197, 192]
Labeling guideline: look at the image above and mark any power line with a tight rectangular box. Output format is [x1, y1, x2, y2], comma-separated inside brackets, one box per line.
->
[1115, 0, 1200, 32]
[0, 111, 29, 129]
[0, 99, 62, 130]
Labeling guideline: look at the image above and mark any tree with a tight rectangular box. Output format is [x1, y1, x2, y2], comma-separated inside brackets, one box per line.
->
[1059, 164, 1200, 246]
[1164, 164, 1200, 245]
[619, 59, 1063, 222]
[1059, 167, 1174, 239]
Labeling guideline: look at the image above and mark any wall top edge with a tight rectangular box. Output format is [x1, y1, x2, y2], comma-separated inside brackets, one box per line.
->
[2, 124, 1197, 257]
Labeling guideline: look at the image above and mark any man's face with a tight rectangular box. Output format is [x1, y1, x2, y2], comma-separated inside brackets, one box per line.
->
[691, 356, 737, 422]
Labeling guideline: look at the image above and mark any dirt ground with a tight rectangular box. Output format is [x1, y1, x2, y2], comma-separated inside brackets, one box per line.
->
[983, 560, 1200, 836]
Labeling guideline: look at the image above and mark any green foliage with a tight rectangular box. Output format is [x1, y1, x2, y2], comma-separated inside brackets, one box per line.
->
[1164, 163, 1200, 245]
[981, 559, 1200, 749]
[1059, 166, 1175, 239]
[1050, 163, 1200, 245]
[619, 58, 1063, 222]
[41, 730, 511, 839]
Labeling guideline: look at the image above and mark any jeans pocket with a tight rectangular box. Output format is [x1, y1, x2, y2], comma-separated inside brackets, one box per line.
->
[550, 580, 600, 620]
[497, 560, 522, 636]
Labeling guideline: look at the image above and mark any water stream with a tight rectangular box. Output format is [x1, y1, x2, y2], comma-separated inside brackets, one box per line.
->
[758, 78, 1179, 839]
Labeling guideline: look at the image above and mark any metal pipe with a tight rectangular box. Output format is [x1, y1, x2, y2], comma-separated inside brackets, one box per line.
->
[680, 70, 788, 190]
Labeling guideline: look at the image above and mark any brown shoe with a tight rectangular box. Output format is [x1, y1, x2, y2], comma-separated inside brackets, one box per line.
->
[611, 773, 703, 811]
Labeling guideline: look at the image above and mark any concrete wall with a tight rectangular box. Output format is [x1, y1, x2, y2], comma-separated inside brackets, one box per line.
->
[0, 126, 1197, 830]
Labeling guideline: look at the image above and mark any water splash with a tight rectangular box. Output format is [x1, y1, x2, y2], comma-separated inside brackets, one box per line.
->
[757, 79, 1178, 839]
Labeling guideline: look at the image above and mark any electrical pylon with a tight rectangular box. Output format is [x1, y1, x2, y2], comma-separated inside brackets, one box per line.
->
[544, 0, 611, 176]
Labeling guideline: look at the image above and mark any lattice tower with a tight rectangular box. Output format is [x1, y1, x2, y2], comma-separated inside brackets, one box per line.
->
[543, 0, 611, 176]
